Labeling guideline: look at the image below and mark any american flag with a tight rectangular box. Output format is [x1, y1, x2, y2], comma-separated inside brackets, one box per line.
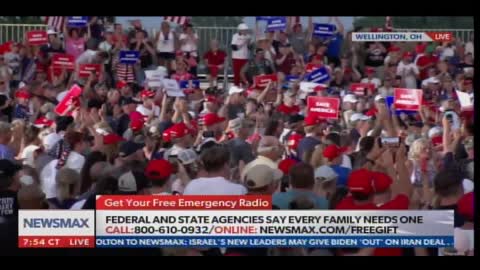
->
[164, 16, 189, 25]
[45, 16, 66, 31]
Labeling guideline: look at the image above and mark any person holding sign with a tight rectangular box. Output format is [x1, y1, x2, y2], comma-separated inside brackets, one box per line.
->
[286, 17, 313, 56]
[231, 23, 252, 86]
[325, 17, 345, 68]
[63, 18, 91, 60]
[240, 48, 275, 87]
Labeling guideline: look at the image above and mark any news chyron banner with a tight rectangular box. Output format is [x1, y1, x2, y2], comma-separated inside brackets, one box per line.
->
[352, 32, 453, 42]
[95, 196, 454, 248]
[18, 196, 454, 249]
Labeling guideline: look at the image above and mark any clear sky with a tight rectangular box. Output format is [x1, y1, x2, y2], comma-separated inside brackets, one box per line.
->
[115, 16, 355, 33]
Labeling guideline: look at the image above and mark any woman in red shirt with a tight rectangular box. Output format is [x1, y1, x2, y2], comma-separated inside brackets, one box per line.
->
[171, 60, 193, 82]
[203, 40, 226, 87]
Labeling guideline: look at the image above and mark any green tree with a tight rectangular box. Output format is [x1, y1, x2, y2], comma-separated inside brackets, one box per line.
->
[0, 16, 43, 24]
[354, 16, 473, 29]
[191, 16, 244, 27]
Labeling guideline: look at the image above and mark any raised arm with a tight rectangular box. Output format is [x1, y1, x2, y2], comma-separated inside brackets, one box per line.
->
[333, 17, 344, 35]
[256, 81, 272, 104]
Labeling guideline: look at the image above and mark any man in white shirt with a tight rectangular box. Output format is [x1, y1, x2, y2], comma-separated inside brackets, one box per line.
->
[241, 136, 284, 181]
[378, 76, 394, 97]
[231, 23, 252, 86]
[396, 51, 419, 89]
[360, 67, 381, 89]
[184, 145, 247, 195]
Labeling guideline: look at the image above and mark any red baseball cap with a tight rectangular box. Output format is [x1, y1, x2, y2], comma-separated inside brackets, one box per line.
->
[365, 107, 378, 117]
[278, 158, 298, 175]
[103, 133, 125, 145]
[457, 192, 473, 221]
[347, 169, 375, 195]
[165, 122, 190, 141]
[15, 89, 31, 99]
[145, 159, 173, 181]
[431, 135, 443, 147]
[388, 46, 401, 52]
[366, 67, 375, 74]
[116, 80, 127, 89]
[129, 111, 145, 131]
[287, 133, 304, 152]
[34, 117, 54, 128]
[372, 171, 393, 193]
[304, 115, 323, 127]
[403, 51, 414, 58]
[204, 95, 218, 103]
[322, 144, 347, 161]
[200, 113, 226, 127]
[314, 85, 327, 92]
[140, 89, 155, 98]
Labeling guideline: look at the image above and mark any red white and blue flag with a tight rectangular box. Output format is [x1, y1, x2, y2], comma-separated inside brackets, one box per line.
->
[164, 16, 189, 25]
[45, 16, 66, 31]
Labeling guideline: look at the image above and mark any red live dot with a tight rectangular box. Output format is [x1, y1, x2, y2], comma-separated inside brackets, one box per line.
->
[427, 32, 453, 42]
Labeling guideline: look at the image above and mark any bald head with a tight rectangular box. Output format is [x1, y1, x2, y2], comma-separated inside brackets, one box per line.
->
[257, 136, 283, 161]
[90, 161, 113, 182]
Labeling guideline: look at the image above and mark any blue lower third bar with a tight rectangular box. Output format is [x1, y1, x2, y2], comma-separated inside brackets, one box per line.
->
[95, 236, 453, 248]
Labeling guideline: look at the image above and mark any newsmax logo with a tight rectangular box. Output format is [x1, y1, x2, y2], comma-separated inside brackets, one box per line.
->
[352, 32, 453, 42]
[23, 218, 90, 228]
[19, 210, 95, 236]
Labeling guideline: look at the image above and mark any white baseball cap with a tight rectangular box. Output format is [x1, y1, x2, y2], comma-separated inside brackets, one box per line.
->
[177, 149, 198, 165]
[243, 164, 283, 189]
[229, 85, 244, 96]
[428, 126, 443, 138]
[343, 94, 358, 103]
[350, 113, 371, 122]
[374, 94, 385, 102]
[47, 29, 57, 35]
[314, 165, 338, 182]
[238, 23, 249, 31]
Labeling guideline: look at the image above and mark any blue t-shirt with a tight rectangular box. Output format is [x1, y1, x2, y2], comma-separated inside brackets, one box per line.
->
[330, 165, 351, 186]
[272, 189, 328, 210]
[0, 144, 14, 160]
[297, 136, 321, 162]
[13, 104, 29, 120]
[327, 33, 344, 58]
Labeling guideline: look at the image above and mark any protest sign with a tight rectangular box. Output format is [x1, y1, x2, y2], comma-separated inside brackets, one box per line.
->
[51, 54, 75, 71]
[266, 17, 287, 32]
[78, 64, 101, 78]
[179, 80, 200, 89]
[55, 84, 83, 116]
[394, 88, 423, 111]
[67, 16, 89, 27]
[350, 83, 376, 96]
[162, 79, 184, 97]
[119, 50, 140, 64]
[145, 67, 167, 87]
[456, 90, 473, 111]
[313, 23, 337, 38]
[306, 66, 330, 83]
[26, 30, 48, 46]
[254, 74, 278, 88]
[307, 96, 340, 119]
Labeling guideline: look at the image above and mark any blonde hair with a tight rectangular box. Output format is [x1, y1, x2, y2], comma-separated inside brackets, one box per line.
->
[55, 168, 80, 201]
[408, 138, 429, 161]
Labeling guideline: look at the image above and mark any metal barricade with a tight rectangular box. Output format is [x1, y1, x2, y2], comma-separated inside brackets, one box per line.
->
[0, 24, 48, 43]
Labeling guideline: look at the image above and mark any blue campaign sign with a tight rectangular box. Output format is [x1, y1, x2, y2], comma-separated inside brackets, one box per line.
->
[385, 96, 417, 116]
[306, 67, 330, 83]
[67, 16, 89, 27]
[119, 50, 140, 65]
[283, 75, 300, 89]
[313, 23, 337, 38]
[256, 16, 274, 21]
[266, 17, 287, 32]
[179, 80, 200, 89]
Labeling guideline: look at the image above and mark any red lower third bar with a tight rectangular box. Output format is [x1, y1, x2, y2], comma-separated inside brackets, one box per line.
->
[18, 236, 95, 248]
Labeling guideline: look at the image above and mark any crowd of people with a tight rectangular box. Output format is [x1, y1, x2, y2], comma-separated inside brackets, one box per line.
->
[0, 16, 474, 256]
